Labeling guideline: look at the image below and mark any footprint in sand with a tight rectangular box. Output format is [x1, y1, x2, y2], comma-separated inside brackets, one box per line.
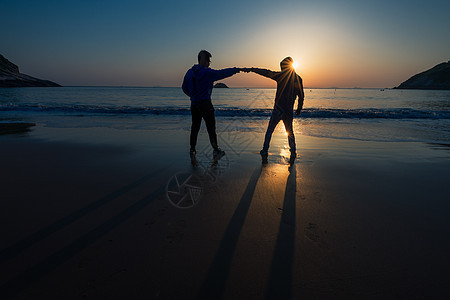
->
[313, 191, 322, 204]
[304, 223, 329, 250]
[176, 219, 187, 228]
[79, 280, 96, 299]
[297, 192, 321, 203]
[108, 268, 128, 281]
[78, 257, 93, 270]
[165, 219, 188, 244]
[145, 208, 167, 229]
[165, 231, 184, 244]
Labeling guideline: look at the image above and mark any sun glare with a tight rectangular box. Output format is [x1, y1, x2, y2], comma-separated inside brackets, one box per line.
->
[292, 61, 298, 70]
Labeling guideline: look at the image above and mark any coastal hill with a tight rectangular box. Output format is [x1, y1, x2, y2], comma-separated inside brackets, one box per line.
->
[214, 82, 229, 88]
[394, 61, 450, 90]
[0, 54, 61, 87]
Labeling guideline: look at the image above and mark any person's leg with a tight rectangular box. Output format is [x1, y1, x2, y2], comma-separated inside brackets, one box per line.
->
[261, 109, 282, 154]
[202, 102, 219, 150]
[190, 104, 202, 152]
[282, 114, 296, 156]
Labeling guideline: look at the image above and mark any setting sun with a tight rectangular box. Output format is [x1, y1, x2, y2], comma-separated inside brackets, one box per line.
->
[292, 61, 298, 70]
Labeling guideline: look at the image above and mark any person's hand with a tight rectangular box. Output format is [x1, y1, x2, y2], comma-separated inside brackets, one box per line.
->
[295, 107, 302, 116]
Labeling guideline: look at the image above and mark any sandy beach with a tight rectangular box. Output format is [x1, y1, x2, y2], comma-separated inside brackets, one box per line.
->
[1, 121, 450, 299]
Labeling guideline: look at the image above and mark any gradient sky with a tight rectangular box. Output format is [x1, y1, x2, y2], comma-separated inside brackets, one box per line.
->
[2, 0, 449, 88]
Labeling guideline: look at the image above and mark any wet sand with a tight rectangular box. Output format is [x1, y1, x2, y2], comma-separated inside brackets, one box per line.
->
[1, 124, 450, 299]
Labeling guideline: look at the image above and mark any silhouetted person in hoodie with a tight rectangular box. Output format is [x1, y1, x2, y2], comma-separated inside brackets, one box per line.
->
[245, 57, 304, 164]
[182, 50, 241, 158]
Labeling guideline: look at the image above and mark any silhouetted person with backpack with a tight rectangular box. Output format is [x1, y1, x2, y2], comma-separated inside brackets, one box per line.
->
[182, 50, 241, 159]
[244, 57, 304, 164]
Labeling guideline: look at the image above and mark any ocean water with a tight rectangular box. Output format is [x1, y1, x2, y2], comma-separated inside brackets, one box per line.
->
[0, 87, 449, 144]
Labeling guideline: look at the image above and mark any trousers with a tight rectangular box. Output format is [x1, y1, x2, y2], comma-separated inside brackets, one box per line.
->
[262, 108, 296, 153]
[190, 100, 218, 150]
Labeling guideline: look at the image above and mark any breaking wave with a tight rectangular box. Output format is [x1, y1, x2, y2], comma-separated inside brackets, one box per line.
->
[1, 104, 449, 119]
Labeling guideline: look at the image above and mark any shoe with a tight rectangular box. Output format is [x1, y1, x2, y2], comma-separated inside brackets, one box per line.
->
[260, 150, 268, 164]
[213, 147, 225, 158]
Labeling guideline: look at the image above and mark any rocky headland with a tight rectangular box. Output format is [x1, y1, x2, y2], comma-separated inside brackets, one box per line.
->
[394, 61, 450, 90]
[0, 54, 61, 87]
[214, 82, 229, 88]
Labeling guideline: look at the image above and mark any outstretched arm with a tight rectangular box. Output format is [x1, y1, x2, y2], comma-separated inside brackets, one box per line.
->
[248, 68, 278, 80]
[208, 67, 241, 81]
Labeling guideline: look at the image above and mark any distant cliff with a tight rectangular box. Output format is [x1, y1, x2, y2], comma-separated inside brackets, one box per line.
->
[394, 61, 450, 90]
[214, 82, 229, 88]
[0, 54, 61, 87]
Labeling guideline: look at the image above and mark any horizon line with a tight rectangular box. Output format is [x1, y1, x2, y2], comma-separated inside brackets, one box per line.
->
[60, 85, 394, 89]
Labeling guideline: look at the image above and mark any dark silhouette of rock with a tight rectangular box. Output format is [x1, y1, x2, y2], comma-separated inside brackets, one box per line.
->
[0, 122, 36, 134]
[0, 54, 61, 87]
[213, 82, 229, 88]
[394, 61, 450, 90]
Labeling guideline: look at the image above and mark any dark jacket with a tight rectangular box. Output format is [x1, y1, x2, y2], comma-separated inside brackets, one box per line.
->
[182, 64, 239, 104]
[252, 68, 304, 114]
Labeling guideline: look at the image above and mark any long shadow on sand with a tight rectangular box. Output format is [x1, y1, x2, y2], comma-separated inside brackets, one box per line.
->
[0, 169, 169, 299]
[266, 164, 297, 299]
[0, 167, 166, 264]
[198, 166, 262, 299]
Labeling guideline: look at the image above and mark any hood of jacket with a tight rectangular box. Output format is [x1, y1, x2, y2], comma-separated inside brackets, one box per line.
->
[191, 64, 208, 80]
